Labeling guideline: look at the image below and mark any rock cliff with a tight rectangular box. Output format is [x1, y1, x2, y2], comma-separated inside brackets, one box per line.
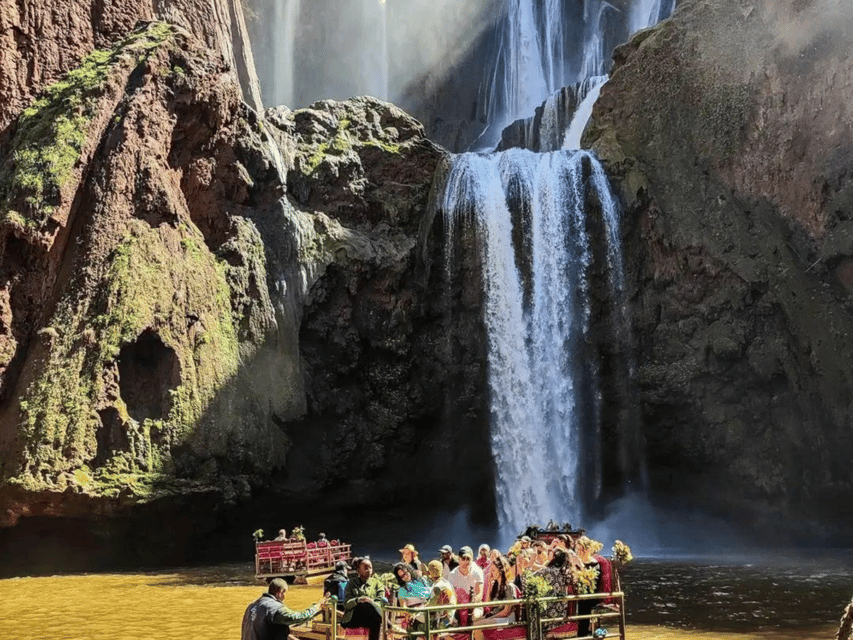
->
[0, 8, 492, 558]
[586, 0, 853, 538]
[0, 0, 261, 134]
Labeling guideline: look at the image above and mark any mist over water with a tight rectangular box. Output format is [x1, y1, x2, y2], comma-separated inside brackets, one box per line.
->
[251, 0, 675, 147]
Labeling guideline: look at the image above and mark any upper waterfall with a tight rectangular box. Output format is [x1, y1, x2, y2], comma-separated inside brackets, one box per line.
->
[250, 0, 674, 152]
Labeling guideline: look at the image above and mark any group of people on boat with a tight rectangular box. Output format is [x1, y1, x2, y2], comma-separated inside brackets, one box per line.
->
[243, 531, 622, 640]
[384, 536, 610, 639]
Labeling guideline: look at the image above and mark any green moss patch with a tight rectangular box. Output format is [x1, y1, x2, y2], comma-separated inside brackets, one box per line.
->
[0, 22, 176, 230]
[16, 219, 240, 495]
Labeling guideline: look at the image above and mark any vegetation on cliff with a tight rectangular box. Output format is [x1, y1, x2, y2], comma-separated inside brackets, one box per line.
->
[0, 23, 176, 237]
[0, 22, 275, 507]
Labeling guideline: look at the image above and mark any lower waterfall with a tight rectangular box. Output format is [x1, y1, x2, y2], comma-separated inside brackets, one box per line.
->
[439, 148, 625, 536]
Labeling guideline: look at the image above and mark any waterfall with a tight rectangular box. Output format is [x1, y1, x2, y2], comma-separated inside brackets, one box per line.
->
[578, 0, 610, 80]
[440, 149, 623, 534]
[264, 0, 388, 108]
[563, 75, 607, 150]
[271, 0, 302, 107]
[375, 0, 390, 101]
[629, 0, 676, 35]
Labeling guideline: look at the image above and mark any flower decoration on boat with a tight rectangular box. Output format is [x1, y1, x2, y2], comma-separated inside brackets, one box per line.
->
[507, 540, 523, 559]
[252, 529, 264, 542]
[522, 570, 553, 613]
[588, 539, 604, 555]
[611, 540, 633, 565]
[573, 564, 600, 595]
[292, 525, 305, 540]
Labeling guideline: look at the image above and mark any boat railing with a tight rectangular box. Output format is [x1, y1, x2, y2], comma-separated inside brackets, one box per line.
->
[256, 539, 353, 579]
[321, 590, 626, 640]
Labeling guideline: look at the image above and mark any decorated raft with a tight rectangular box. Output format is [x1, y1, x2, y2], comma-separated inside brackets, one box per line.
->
[292, 586, 627, 640]
[255, 535, 352, 583]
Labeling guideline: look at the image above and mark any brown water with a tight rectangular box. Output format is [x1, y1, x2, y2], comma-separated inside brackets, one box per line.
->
[0, 561, 844, 639]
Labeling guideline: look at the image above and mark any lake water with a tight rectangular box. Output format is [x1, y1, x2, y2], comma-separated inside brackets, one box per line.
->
[0, 558, 847, 639]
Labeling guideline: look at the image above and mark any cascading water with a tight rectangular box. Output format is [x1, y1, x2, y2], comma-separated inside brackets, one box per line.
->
[443, 0, 674, 534]
[629, 0, 677, 36]
[563, 75, 607, 150]
[271, 0, 302, 107]
[440, 149, 624, 534]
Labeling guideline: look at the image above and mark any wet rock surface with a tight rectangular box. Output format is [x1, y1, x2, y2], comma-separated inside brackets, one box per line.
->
[587, 0, 853, 539]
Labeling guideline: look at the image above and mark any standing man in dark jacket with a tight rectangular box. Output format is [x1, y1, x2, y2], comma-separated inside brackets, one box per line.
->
[241, 578, 329, 640]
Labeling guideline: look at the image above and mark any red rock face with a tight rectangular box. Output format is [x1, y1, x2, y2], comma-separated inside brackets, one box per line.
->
[0, 10, 473, 546]
[0, 0, 260, 134]
[0, 1, 151, 133]
[0, 21, 281, 532]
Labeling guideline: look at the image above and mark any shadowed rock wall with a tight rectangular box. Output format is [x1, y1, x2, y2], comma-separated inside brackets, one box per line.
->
[587, 0, 853, 540]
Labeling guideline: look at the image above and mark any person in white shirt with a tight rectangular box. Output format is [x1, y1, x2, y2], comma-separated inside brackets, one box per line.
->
[448, 546, 484, 621]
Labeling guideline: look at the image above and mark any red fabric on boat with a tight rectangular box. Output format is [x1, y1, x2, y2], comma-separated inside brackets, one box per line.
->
[455, 588, 471, 626]
[343, 628, 370, 640]
[482, 627, 526, 640]
[594, 555, 615, 605]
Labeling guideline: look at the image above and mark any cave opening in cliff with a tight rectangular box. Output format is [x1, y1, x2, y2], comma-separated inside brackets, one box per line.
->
[117, 330, 182, 423]
[93, 407, 130, 469]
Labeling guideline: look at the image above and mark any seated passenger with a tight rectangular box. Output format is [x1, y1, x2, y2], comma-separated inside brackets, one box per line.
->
[394, 563, 431, 606]
[574, 536, 604, 639]
[317, 533, 330, 547]
[323, 561, 350, 611]
[534, 549, 575, 628]
[438, 545, 460, 579]
[449, 547, 484, 622]
[475, 545, 491, 570]
[426, 560, 457, 630]
[531, 541, 549, 570]
[393, 562, 432, 631]
[483, 549, 501, 606]
[513, 549, 534, 589]
[342, 557, 387, 640]
[274, 529, 288, 541]
[399, 543, 428, 579]
[472, 555, 520, 640]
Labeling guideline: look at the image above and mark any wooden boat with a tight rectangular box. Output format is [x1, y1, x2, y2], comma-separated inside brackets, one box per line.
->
[294, 588, 627, 640]
[255, 537, 352, 582]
